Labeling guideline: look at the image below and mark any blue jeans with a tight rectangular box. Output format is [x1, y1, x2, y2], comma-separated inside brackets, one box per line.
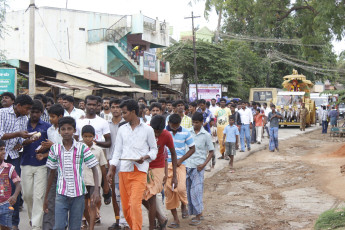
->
[4, 157, 21, 226]
[0, 202, 14, 227]
[240, 124, 251, 151]
[54, 194, 85, 230]
[322, 121, 328, 133]
[269, 127, 279, 151]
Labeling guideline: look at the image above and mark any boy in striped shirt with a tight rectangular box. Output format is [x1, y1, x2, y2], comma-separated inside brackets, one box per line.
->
[43, 117, 100, 230]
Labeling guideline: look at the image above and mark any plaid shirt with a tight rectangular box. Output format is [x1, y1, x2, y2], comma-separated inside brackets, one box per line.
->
[46, 140, 99, 197]
[41, 109, 50, 124]
[0, 106, 28, 159]
[181, 115, 192, 129]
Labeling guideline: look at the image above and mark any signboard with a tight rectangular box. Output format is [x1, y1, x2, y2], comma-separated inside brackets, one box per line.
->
[143, 52, 156, 72]
[189, 84, 222, 102]
[0, 68, 17, 95]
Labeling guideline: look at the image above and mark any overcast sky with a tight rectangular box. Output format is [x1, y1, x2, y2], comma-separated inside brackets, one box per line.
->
[6, 0, 345, 55]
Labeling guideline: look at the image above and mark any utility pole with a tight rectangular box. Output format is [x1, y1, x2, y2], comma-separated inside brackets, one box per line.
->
[29, 0, 36, 96]
[185, 11, 200, 100]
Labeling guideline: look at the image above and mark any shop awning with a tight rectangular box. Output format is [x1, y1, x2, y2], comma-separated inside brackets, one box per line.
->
[104, 86, 151, 93]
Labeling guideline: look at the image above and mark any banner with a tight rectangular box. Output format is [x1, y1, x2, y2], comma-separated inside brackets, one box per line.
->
[0, 68, 17, 95]
[143, 52, 156, 72]
[189, 84, 222, 102]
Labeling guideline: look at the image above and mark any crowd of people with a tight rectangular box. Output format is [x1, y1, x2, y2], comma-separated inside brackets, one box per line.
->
[0, 91, 308, 230]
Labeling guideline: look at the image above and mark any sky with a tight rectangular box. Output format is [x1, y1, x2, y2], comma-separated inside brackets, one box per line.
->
[6, 0, 345, 55]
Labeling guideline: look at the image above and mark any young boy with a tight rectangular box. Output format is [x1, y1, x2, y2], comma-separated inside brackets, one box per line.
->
[186, 112, 214, 226]
[81, 125, 109, 230]
[222, 116, 239, 172]
[0, 140, 21, 230]
[43, 117, 100, 230]
[142, 115, 178, 230]
[165, 114, 195, 228]
[41, 104, 64, 230]
[254, 109, 265, 144]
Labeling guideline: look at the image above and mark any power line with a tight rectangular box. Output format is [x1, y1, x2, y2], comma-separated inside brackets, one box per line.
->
[220, 32, 326, 47]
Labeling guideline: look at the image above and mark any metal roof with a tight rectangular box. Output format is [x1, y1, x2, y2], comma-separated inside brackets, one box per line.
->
[11, 57, 129, 87]
[104, 86, 151, 93]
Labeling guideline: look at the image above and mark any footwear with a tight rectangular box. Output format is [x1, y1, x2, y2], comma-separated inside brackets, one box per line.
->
[248, 148, 251, 151]
[229, 169, 235, 173]
[108, 223, 121, 230]
[225, 156, 230, 160]
[168, 222, 180, 229]
[189, 219, 201, 226]
[257, 142, 261, 144]
[182, 210, 189, 219]
[217, 156, 224, 159]
[159, 218, 168, 230]
[240, 150, 244, 152]
[276, 148, 280, 152]
[95, 217, 101, 224]
[192, 216, 205, 221]
[103, 189, 112, 205]
[270, 150, 275, 152]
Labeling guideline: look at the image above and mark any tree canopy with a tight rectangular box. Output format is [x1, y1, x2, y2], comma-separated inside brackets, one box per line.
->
[166, 0, 345, 100]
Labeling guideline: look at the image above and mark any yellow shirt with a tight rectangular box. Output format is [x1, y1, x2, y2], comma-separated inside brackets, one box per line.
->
[215, 107, 232, 128]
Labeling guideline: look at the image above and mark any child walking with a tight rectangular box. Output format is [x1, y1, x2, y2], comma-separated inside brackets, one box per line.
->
[43, 117, 100, 230]
[81, 125, 109, 230]
[254, 109, 265, 144]
[222, 116, 240, 172]
[0, 140, 22, 230]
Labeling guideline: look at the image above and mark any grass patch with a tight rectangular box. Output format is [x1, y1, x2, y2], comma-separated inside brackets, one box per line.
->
[315, 208, 345, 230]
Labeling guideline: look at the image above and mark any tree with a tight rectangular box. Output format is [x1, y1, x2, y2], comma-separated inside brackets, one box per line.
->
[163, 40, 265, 99]
[221, 0, 342, 89]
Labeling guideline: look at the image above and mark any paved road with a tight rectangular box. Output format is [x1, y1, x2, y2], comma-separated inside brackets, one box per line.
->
[18, 125, 321, 229]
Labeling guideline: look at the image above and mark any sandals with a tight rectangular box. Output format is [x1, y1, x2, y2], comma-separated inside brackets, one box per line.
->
[159, 218, 168, 230]
[103, 189, 112, 205]
[182, 211, 189, 219]
[168, 222, 180, 229]
[189, 219, 201, 226]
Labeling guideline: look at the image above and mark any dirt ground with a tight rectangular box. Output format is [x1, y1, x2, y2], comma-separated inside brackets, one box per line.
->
[176, 129, 345, 230]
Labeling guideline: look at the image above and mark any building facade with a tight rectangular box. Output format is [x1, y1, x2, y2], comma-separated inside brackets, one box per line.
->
[1, 7, 171, 90]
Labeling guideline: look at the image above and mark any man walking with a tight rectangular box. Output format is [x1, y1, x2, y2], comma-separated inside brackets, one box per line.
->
[238, 102, 253, 152]
[299, 102, 308, 131]
[107, 99, 158, 230]
[267, 105, 283, 152]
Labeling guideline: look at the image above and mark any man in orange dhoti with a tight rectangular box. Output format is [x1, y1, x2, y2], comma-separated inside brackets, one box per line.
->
[165, 114, 195, 228]
[107, 100, 158, 230]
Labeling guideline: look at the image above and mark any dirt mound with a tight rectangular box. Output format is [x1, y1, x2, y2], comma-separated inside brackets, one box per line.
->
[327, 144, 345, 157]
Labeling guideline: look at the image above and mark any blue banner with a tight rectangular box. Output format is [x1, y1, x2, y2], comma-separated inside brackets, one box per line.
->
[0, 68, 17, 95]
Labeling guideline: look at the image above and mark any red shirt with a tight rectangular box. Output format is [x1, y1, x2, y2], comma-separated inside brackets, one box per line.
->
[150, 130, 174, 168]
[0, 162, 21, 204]
[255, 114, 265, 127]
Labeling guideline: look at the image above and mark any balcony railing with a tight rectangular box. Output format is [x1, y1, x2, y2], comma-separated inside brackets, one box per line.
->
[143, 15, 156, 31]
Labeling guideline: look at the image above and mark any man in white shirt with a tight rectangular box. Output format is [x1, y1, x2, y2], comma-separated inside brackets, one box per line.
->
[74, 95, 111, 148]
[63, 95, 85, 120]
[263, 103, 271, 138]
[238, 102, 253, 152]
[209, 98, 219, 116]
[107, 99, 158, 230]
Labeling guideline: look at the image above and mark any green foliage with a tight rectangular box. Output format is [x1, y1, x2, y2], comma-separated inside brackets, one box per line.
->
[314, 208, 345, 230]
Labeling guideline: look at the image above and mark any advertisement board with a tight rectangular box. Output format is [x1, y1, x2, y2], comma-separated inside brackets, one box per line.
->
[189, 84, 222, 102]
[143, 52, 156, 72]
[0, 68, 17, 95]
